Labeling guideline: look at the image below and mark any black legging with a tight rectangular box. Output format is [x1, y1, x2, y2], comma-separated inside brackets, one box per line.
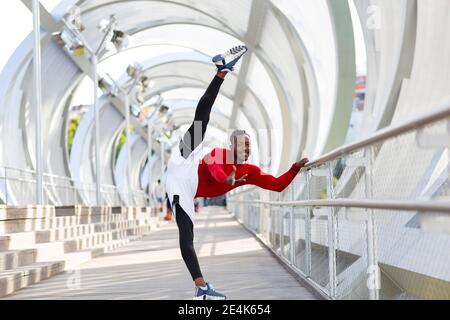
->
[179, 75, 224, 159]
[175, 74, 224, 280]
[175, 204, 203, 280]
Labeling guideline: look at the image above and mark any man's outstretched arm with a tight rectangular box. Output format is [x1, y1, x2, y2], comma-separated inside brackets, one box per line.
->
[179, 72, 227, 159]
[245, 158, 310, 192]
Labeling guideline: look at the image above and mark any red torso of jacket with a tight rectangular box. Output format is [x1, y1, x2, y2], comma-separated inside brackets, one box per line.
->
[195, 148, 300, 198]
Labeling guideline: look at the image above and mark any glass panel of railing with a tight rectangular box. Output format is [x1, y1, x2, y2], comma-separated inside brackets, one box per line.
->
[334, 207, 369, 300]
[292, 207, 308, 274]
[42, 174, 52, 205]
[269, 206, 277, 249]
[0, 167, 6, 205]
[309, 207, 331, 292]
[308, 164, 329, 200]
[281, 206, 291, 260]
[373, 209, 450, 300]
[292, 174, 308, 201]
[5, 168, 36, 205]
[260, 203, 269, 240]
[328, 208, 450, 300]
[272, 207, 283, 256]
[363, 116, 449, 202]
[331, 149, 367, 201]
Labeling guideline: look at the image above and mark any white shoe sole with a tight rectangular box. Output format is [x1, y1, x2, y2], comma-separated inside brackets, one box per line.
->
[213, 46, 248, 72]
[193, 294, 226, 300]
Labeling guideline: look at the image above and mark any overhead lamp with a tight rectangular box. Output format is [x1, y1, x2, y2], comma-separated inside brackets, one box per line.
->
[163, 130, 173, 140]
[111, 30, 130, 51]
[98, 78, 114, 94]
[97, 15, 116, 33]
[52, 30, 83, 57]
[135, 92, 145, 105]
[130, 104, 141, 118]
[140, 105, 153, 119]
[140, 76, 153, 90]
[138, 112, 148, 124]
[161, 114, 173, 125]
[97, 15, 130, 54]
[71, 42, 85, 57]
[52, 32, 66, 47]
[67, 6, 85, 32]
[126, 62, 143, 79]
[146, 95, 163, 109]
[110, 84, 119, 97]
[56, 16, 87, 57]
[159, 105, 170, 116]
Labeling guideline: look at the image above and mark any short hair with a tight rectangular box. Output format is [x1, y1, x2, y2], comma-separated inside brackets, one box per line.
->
[230, 129, 250, 144]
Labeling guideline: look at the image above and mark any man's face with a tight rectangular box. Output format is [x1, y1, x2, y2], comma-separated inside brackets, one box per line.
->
[232, 135, 251, 163]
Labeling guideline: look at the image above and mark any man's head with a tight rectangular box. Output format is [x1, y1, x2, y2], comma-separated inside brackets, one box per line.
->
[157, 179, 161, 184]
[230, 130, 251, 164]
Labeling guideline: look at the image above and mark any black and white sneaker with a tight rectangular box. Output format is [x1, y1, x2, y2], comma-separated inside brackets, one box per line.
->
[212, 45, 248, 72]
[193, 282, 227, 300]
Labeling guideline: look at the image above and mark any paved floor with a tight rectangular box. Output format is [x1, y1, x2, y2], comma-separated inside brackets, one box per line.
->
[3, 207, 316, 300]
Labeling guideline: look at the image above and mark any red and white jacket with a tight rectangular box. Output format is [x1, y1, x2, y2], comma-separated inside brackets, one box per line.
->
[195, 148, 302, 198]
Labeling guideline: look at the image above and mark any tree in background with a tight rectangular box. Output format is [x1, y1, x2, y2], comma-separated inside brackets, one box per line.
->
[67, 116, 81, 155]
[114, 125, 135, 164]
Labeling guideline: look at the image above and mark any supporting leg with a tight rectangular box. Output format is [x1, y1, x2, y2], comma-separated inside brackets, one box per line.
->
[175, 204, 205, 286]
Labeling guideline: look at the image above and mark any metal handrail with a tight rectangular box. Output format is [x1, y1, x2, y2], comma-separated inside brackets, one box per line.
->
[227, 99, 450, 301]
[227, 100, 450, 197]
[227, 198, 450, 213]
[0, 165, 149, 206]
[0, 166, 120, 189]
[306, 98, 450, 167]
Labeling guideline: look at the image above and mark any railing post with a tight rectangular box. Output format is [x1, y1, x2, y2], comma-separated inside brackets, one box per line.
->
[248, 200, 252, 230]
[239, 193, 244, 221]
[160, 140, 165, 185]
[147, 124, 153, 207]
[92, 56, 102, 207]
[270, 203, 275, 247]
[258, 192, 263, 235]
[32, 0, 44, 206]
[364, 146, 380, 300]
[289, 184, 295, 265]
[125, 95, 132, 206]
[245, 194, 249, 226]
[278, 192, 283, 256]
[305, 172, 312, 277]
[250, 194, 254, 230]
[5, 168, 8, 205]
[248, 202, 252, 230]
[65, 183, 69, 206]
[260, 189, 270, 241]
[252, 201, 256, 232]
[278, 192, 283, 255]
[73, 185, 77, 206]
[327, 162, 337, 299]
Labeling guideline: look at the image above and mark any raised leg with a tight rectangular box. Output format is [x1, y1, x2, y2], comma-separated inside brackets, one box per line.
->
[179, 72, 227, 159]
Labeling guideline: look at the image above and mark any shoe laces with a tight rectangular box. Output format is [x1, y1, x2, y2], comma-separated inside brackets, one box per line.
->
[224, 45, 247, 59]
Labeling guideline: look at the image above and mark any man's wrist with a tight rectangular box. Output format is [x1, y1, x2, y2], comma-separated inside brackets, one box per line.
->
[291, 163, 301, 173]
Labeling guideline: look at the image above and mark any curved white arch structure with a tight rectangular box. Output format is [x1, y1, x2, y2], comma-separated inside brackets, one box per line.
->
[0, 0, 357, 204]
[1, 0, 450, 301]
